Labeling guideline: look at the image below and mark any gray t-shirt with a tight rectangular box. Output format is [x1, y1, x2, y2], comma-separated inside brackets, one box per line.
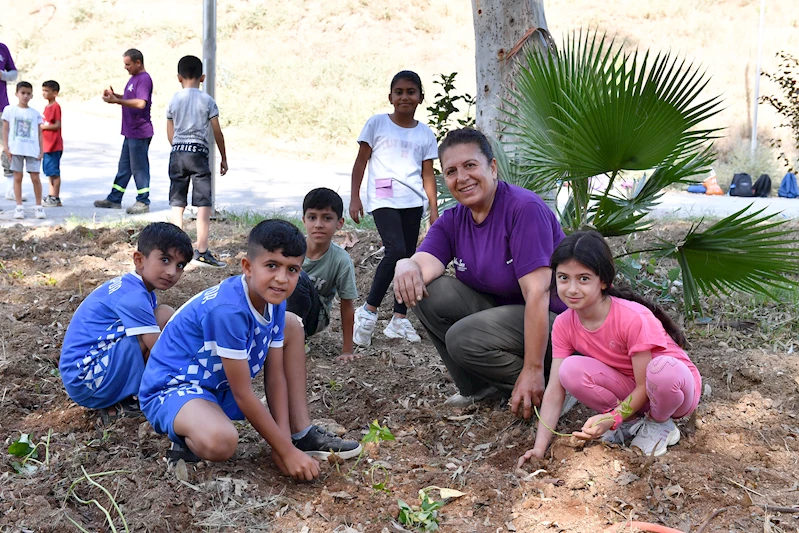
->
[166, 88, 219, 148]
[304, 243, 358, 330]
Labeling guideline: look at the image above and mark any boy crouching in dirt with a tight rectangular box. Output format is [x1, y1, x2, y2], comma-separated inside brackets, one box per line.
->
[59, 222, 193, 424]
[138, 219, 362, 480]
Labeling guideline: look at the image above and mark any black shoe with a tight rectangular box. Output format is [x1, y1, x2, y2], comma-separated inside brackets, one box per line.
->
[167, 441, 201, 464]
[292, 425, 362, 460]
[192, 249, 226, 269]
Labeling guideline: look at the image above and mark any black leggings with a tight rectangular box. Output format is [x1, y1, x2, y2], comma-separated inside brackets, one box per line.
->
[367, 206, 423, 315]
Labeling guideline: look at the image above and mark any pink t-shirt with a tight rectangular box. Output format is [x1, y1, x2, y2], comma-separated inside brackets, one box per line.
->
[552, 297, 701, 403]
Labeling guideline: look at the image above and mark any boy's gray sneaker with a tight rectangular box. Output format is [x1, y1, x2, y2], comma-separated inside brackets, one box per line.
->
[192, 249, 226, 269]
[43, 195, 62, 207]
[292, 425, 362, 460]
[126, 201, 149, 214]
[94, 199, 122, 209]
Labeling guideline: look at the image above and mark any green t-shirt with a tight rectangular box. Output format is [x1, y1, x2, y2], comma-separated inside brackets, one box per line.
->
[304, 242, 358, 330]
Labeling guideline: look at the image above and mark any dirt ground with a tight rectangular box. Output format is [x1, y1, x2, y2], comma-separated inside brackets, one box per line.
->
[1, 221, 798, 533]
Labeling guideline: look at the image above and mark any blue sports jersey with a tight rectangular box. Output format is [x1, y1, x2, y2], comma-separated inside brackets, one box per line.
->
[60, 272, 159, 403]
[139, 275, 285, 405]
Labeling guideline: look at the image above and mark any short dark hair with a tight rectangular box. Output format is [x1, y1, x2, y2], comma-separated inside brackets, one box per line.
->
[16, 81, 32, 92]
[248, 219, 307, 259]
[123, 48, 144, 64]
[438, 128, 494, 163]
[391, 70, 424, 101]
[303, 188, 344, 219]
[137, 222, 193, 263]
[177, 55, 203, 80]
[42, 80, 60, 92]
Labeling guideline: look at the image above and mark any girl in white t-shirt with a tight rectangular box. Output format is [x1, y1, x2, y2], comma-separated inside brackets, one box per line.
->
[349, 71, 439, 347]
[518, 230, 701, 464]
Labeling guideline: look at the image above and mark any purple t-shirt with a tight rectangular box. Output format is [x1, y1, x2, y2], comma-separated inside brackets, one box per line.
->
[121, 72, 153, 139]
[418, 181, 567, 311]
[0, 43, 17, 111]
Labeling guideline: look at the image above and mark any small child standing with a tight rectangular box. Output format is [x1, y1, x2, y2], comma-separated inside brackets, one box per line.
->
[41, 80, 63, 207]
[286, 188, 359, 362]
[518, 231, 702, 466]
[1, 81, 44, 219]
[60, 222, 193, 424]
[139, 220, 361, 476]
[167, 55, 228, 268]
[349, 70, 439, 346]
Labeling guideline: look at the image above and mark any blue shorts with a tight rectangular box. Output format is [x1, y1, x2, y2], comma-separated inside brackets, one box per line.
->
[65, 334, 145, 410]
[141, 384, 244, 445]
[43, 151, 62, 177]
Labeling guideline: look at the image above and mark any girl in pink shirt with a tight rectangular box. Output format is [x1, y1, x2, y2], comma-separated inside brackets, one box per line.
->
[519, 231, 701, 464]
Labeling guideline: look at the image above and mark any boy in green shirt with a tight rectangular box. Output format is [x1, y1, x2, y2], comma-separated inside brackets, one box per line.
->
[287, 188, 359, 361]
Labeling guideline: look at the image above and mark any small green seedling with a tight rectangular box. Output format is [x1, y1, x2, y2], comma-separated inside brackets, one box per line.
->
[397, 487, 466, 531]
[347, 420, 395, 478]
[37, 272, 58, 286]
[7, 430, 51, 475]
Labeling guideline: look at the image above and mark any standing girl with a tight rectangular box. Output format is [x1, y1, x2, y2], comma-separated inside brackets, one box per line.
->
[349, 71, 439, 346]
[518, 231, 701, 464]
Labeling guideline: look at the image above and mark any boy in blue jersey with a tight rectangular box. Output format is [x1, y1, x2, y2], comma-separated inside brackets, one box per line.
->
[59, 222, 193, 424]
[139, 219, 361, 480]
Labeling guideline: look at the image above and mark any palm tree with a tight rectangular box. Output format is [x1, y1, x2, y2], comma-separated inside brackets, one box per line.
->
[498, 30, 799, 316]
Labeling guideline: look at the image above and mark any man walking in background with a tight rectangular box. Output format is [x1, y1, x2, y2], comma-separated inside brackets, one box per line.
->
[1, 40, 20, 201]
[94, 48, 153, 214]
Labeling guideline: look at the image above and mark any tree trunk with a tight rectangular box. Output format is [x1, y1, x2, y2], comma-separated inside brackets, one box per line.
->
[471, 0, 549, 141]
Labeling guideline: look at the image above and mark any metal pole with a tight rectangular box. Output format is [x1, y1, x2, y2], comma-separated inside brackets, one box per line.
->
[751, 0, 765, 155]
[203, 0, 217, 209]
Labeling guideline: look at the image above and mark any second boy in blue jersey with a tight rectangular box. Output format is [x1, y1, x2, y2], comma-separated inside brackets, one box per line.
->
[140, 219, 361, 480]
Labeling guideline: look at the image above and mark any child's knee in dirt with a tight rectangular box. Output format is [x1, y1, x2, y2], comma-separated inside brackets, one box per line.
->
[191, 424, 239, 461]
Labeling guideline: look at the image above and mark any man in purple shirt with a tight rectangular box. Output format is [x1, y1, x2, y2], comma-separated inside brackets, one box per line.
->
[393, 128, 567, 418]
[1, 41, 19, 198]
[94, 48, 154, 214]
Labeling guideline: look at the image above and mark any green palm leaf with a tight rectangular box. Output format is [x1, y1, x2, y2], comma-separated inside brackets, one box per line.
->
[648, 207, 799, 315]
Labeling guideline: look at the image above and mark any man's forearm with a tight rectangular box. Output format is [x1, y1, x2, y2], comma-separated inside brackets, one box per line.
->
[116, 98, 147, 110]
[522, 299, 550, 370]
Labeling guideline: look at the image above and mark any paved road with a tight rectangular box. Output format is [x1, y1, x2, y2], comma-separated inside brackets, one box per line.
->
[2, 112, 798, 227]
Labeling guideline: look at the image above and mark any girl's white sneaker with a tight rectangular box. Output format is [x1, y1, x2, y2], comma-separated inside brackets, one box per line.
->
[34, 206, 46, 219]
[13, 205, 24, 219]
[629, 416, 680, 456]
[383, 316, 421, 342]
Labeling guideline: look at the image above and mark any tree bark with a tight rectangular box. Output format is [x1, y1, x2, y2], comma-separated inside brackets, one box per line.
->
[471, 0, 549, 140]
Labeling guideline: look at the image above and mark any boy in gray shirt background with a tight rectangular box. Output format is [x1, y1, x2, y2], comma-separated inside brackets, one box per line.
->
[167, 55, 228, 268]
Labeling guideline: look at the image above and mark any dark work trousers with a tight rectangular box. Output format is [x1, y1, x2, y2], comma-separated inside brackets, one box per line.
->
[367, 206, 423, 315]
[413, 275, 554, 396]
[107, 137, 152, 205]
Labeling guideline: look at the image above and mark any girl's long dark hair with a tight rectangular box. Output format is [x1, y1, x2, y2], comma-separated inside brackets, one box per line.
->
[551, 230, 687, 348]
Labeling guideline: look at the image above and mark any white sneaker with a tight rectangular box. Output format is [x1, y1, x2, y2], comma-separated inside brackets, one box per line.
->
[443, 386, 499, 407]
[629, 416, 680, 456]
[383, 316, 421, 342]
[13, 205, 24, 219]
[5, 189, 26, 201]
[34, 206, 45, 219]
[353, 304, 377, 347]
[602, 419, 638, 445]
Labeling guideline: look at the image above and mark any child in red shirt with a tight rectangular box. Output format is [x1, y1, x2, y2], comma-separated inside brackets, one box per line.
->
[41, 80, 63, 207]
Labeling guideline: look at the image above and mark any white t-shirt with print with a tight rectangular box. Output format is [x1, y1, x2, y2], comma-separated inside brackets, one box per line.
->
[1, 105, 43, 157]
[357, 113, 438, 213]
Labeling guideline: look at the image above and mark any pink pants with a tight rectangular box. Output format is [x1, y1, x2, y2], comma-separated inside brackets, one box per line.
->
[559, 356, 698, 421]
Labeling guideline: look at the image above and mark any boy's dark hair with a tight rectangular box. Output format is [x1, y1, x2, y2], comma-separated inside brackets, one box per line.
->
[177, 55, 203, 80]
[303, 187, 344, 219]
[137, 222, 193, 263]
[438, 128, 494, 163]
[123, 48, 144, 64]
[16, 81, 33, 92]
[248, 219, 307, 259]
[391, 70, 424, 101]
[550, 230, 687, 348]
[42, 80, 60, 92]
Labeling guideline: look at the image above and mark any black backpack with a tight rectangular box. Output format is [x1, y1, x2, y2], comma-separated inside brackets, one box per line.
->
[729, 173, 754, 197]
[753, 174, 771, 197]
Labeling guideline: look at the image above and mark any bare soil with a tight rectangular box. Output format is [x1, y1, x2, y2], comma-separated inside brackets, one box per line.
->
[1, 221, 798, 533]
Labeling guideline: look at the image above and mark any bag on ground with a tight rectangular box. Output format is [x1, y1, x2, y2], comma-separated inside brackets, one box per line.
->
[729, 173, 754, 197]
[686, 184, 707, 194]
[778, 172, 799, 198]
[753, 174, 772, 197]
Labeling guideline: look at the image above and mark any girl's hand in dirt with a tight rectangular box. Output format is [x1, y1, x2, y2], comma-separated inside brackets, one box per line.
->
[273, 448, 320, 481]
[349, 196, 364, 224]
[394, 258, 428, 306]
[572, 413, 615, 440]
[517, 447, 545, 468]
[336, 352, 363, 363]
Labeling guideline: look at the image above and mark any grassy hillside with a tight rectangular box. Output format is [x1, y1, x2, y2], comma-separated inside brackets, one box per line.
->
[4, 0, 798, 176]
